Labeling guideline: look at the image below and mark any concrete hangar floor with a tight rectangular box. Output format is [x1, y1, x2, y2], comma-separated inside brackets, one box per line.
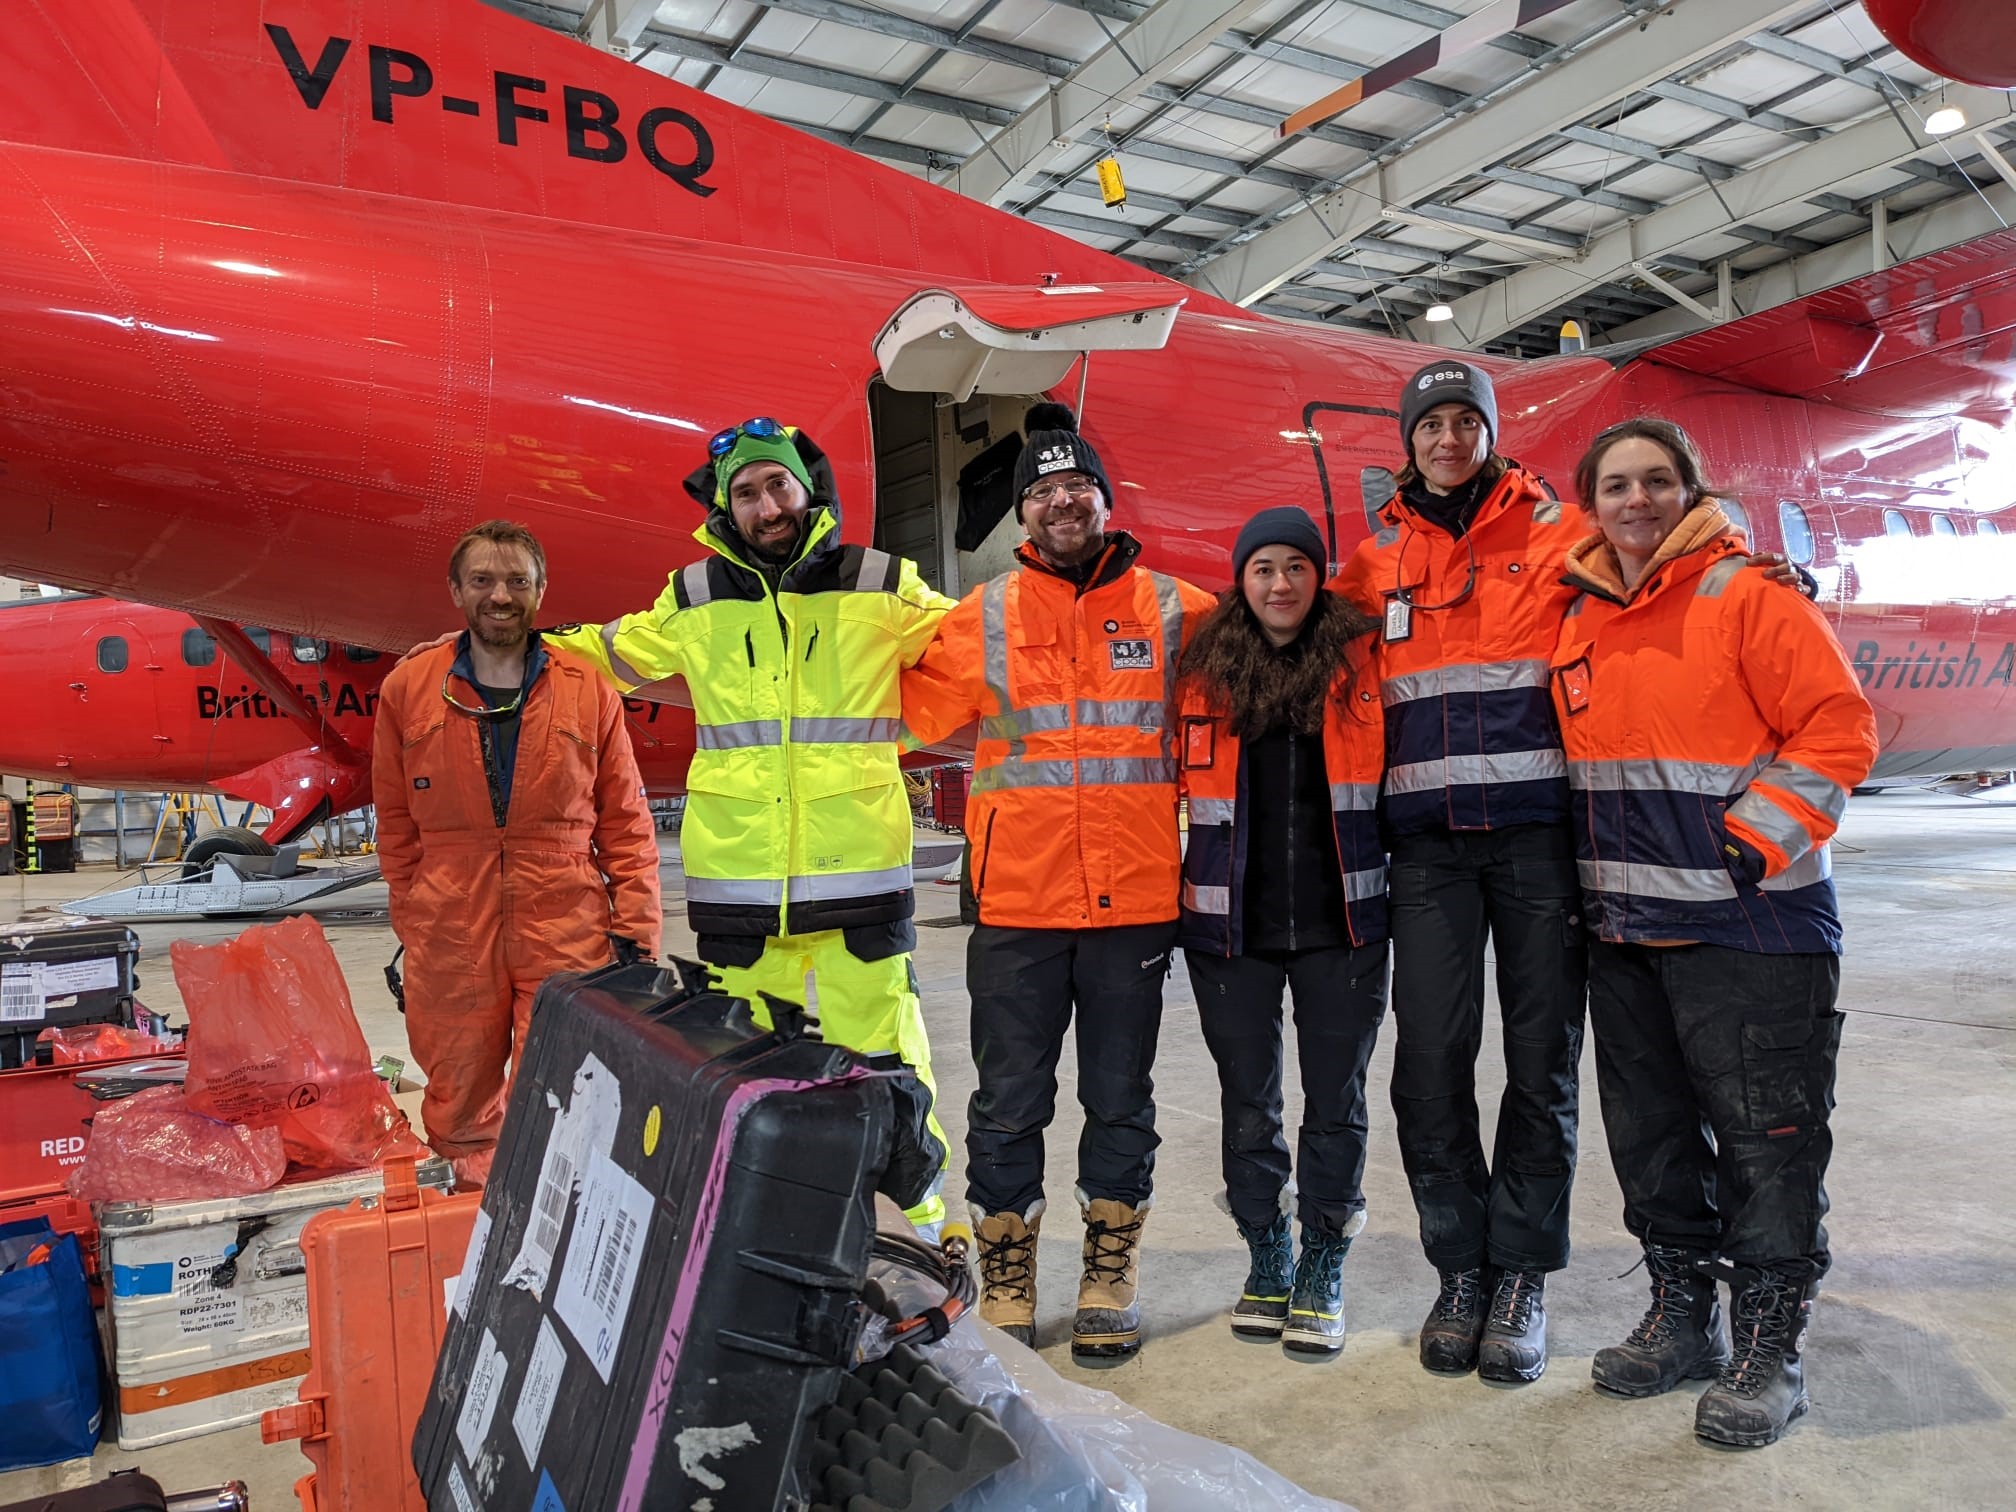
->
[1, 788, 2010, 1511]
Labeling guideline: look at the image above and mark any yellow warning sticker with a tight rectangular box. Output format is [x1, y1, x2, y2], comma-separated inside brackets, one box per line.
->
[643, 1105, 661, 1158]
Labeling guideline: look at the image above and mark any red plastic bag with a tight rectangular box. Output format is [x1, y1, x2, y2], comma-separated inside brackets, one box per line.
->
[36, 1023, 180, 1065]
[66, 1085, 287, 1201]
[170, 916, 418, 1172]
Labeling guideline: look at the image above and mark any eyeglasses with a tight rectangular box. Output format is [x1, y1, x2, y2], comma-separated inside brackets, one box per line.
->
[1022, 477, 1099, 505]
[708, 416, 785, 457]
[441, 674, 524, 722]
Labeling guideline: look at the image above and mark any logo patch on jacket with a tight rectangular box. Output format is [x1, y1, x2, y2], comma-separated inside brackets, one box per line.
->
[1108, 638, 1154, 670]
[413, 777, 431, 790]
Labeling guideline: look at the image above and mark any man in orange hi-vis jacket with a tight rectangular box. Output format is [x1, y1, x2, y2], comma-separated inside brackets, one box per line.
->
[374, 521, 662, 1188]
[902, 403, 1215, 1361]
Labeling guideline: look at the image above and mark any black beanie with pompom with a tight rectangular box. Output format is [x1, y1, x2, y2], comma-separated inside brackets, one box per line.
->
[1013, 402, 1113, 513]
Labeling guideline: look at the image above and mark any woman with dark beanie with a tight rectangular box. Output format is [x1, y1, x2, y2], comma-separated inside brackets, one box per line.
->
[1176, 506, 1388, 1356]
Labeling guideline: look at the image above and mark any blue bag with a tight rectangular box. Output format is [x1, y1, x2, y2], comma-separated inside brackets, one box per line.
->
[0, 1217, 105, 1472]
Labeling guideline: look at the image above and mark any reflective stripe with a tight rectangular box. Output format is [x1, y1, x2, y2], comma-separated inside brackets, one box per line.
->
[1578, 859, 1737, 902]
[1382, 658, 1550, 707]
[1568, 757, 1759, 796]
[789, 716, 903, 744]
[1329, 782, 1378, 812]
[684, 876, 785, 904]
[1697, 557, 1744, 598]
[1150, 572, 1186, 759]
[973, 755, 1176, 792]
[1727, 791, 1813, 863]
[1076, 698, 1165, 729]
[681, 560, 713, 608]
[1386, 748, 1567, 794]
[1564, 593, 1588, 619]
[1756, 758, 1850, 824]
[1183, 881, 1230, 916]
[981, 703, 1070, 739]
[602, 622, 650, 690]
[789, 863, 913, 901]
[1080, 756, 1176, 785]
[1533, 496, 1563, 525]
[1760, 844, 1831, 891]
[1188, 797, 1236, 825]
[694, 719, 783, 750]
[857, 547, 893, 594]
[981, 576, 1011, 712]
[972, 758, 1077, 793]
[1343, 866, 1386, 903]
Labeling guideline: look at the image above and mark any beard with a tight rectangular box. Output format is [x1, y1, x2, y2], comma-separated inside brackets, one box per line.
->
[467, 606, 530, 651]
[745, 517, 804, 563]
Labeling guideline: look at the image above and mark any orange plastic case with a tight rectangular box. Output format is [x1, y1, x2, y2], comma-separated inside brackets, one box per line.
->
[261, 1156, 480, 1512]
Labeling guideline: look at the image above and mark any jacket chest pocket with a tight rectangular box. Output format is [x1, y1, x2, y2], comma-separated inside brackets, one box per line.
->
[1009, 615, 1068, 703]
[1550, 639, 1595, 719]
[398, 715, 462, 824]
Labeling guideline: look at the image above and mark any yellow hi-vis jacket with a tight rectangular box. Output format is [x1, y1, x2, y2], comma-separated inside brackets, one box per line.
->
[549, 506, 955, 941]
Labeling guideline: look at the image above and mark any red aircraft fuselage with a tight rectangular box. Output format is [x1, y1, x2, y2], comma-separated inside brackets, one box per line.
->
[0, 0, 2011, 797]
[0, 595, 697, 837]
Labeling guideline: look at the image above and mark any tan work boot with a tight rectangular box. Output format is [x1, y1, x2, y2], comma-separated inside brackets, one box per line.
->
[972, 1201, 1043, 1347]
[1073, 1189, 1151, 1358]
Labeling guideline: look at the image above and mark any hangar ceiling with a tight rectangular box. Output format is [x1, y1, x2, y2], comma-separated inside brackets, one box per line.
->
[487, 0, 2016, 357]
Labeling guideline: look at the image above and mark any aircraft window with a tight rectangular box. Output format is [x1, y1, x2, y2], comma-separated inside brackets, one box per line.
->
[96, 636, 128, 673]
[1931, 515, 1959, 537]
[1980, 520, 2003, 537]
[1778, 500, 1815, 566]
[291, 635, 330, 664]
[1721, 498, 1750, 537]
[244, 627, 271, 654]
[343, 645, 383, 664]
[1882, 509, 1912, 538]
[181, 628, 217, 667]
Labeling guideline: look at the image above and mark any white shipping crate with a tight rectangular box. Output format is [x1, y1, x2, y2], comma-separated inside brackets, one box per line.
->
[102, 1157, 451, 1449]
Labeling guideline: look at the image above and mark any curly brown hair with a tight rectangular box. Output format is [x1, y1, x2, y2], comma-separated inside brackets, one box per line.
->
[1177, 588, 1376, 741]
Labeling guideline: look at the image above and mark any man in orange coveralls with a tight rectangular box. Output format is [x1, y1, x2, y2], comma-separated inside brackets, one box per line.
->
[373, 521, 663, 1186]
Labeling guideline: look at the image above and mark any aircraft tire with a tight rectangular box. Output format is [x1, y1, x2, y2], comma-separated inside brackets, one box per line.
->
[180, 825, 277, 879]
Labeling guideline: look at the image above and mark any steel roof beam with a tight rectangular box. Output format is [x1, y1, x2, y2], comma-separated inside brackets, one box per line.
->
[1600, 176, 2016, 345]
[1745, 31, 1899, 96]
[1405, 83, 2016, 347]
[938, 0, 1275, 207]
[1184, 0, 1813, 307]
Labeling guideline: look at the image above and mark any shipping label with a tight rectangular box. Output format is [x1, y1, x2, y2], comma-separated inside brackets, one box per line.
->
[455, 1327, 508, 1465]
[551, 1147, 653, 1383]
[511, 1316, 568, 1466]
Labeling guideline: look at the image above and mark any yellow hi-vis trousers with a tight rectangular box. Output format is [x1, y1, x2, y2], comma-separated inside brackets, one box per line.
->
[708, 929, 947, 1228]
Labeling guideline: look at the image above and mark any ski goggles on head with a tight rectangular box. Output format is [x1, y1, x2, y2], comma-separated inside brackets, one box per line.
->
[708, 416, 786, 457]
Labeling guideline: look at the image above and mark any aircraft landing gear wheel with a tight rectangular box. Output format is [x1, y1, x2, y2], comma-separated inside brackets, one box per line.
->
[180, 825, 276, 879]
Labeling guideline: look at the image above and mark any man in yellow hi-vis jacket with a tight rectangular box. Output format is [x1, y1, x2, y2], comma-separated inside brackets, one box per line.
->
[548, 419, 955, 1225]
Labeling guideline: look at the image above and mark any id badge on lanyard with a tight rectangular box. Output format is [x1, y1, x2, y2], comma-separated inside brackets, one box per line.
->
[1383, 593, 1413, 644]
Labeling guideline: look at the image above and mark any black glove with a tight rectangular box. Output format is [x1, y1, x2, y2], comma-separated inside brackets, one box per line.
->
[609, 935, 648, 967]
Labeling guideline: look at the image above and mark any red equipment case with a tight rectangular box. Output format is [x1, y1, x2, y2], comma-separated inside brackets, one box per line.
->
[931, 763, 973, 832]
[261, 1157, 482, 1512]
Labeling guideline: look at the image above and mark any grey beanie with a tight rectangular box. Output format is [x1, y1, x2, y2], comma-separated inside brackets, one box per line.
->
[1233, 506, 1327, 580]
[1399, 360, 1498, 451]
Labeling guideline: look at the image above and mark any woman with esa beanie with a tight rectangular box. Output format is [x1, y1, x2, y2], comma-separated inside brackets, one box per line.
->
[1335, 360, 1591, 1383]
[1176, 507, 1388, 1356]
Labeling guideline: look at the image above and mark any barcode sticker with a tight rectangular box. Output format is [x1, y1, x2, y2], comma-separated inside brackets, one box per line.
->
[551, 1147, 654, 1383]
[1, 962, 44, 1023]
[511, 1316, 568, 1466]
[501, 1053, 621, 1299]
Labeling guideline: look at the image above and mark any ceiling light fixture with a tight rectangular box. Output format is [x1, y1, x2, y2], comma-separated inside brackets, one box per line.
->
[1926, 106, 1966, 135]
[1424, 303, 1455, 322]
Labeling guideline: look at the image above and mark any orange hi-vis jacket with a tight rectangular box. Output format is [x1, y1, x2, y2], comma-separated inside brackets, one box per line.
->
[901, 534, 1216, 930]
[1175, 635, 1389, 956]
[1335, 465, 1584, 837]
[1550, 506, 1878, 954]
